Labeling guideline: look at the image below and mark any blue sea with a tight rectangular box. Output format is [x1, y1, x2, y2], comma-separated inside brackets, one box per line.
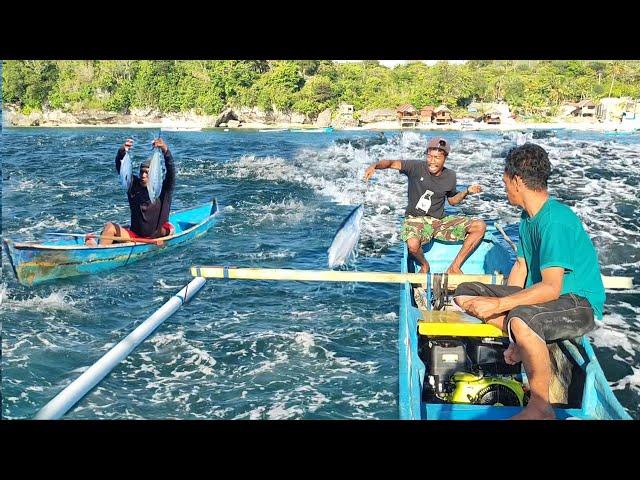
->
[2, 127, 639, 419]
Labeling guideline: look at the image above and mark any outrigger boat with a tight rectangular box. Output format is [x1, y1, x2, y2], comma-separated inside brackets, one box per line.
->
[4, 198, 219, 287]
[399, 226, 632, 420]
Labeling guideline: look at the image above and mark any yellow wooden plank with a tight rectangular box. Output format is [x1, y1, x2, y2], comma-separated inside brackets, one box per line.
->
[190, 267, 503, 288]
[418, 310, 506, 337]
[190, 267, 633, 290]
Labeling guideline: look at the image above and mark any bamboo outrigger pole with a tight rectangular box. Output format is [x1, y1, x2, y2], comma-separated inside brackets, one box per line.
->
[190, 267, 633, 290]
[35, 277, 206, 420]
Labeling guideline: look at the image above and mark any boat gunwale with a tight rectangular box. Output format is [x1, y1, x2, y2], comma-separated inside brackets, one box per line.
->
[6, 199, 218, 252]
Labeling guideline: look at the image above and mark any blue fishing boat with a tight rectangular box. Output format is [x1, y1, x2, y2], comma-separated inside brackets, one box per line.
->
[4, 199, 219, 287]
[399, 225, 632, 420]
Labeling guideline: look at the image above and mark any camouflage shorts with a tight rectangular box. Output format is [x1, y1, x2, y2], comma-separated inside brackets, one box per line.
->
[401, 215, 473, 245]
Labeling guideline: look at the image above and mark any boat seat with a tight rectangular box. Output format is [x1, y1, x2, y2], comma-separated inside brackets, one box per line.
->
[417, 310, 506, 338]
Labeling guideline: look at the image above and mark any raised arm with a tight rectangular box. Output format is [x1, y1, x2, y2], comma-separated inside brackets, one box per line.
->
[363, 159, 402, 181]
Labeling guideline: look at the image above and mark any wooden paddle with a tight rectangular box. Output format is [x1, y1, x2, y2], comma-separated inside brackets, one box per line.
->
[189, 266, 634, 290]
[47, 232, 164, 246]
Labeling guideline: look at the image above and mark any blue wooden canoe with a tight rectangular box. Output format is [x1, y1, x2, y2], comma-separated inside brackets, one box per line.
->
[399, 225, 632, 420]
[4, 198, 219, 287]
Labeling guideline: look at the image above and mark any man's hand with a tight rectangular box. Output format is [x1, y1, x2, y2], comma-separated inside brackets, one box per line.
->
[460, 296, 503, 320]
[123, 138, 134, 151]
[152, 138, 168, 153]
[364, 164, 376, 182]
[467, 184, 482, 195]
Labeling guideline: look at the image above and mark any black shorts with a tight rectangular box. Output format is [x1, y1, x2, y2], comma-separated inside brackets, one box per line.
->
[454, 282, 596, 344]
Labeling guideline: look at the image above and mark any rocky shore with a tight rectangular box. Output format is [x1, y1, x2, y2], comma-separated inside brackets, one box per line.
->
[3, 105, 638, 133]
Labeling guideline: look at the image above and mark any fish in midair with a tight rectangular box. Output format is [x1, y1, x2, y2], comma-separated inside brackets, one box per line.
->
[119, 151, 133, 190]
[147, 147, 165, 203]
[328, 204, 364, 269]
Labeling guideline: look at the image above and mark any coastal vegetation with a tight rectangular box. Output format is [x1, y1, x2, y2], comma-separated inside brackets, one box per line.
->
[3, 60, 640, 120]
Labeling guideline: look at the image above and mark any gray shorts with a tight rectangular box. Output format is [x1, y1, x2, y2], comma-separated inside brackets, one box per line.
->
[453, 282, 596, 344]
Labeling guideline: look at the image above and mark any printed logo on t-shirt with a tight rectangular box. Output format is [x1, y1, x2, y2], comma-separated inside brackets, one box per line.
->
[416, 189, 434, 214]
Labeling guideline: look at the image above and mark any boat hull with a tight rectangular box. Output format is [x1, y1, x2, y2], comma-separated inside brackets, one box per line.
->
[398, 226, 631, 420]
[4, 199, 219, 286]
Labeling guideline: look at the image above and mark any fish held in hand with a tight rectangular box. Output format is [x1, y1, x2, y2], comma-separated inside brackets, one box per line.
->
[147, 148, 165, 203]
[119, 151, 132, 190]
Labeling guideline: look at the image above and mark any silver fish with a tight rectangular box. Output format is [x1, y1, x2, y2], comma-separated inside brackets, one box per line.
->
[119, 151, 132, 190]
[328, 204, 364, 269]
[147, 148, 164, 203]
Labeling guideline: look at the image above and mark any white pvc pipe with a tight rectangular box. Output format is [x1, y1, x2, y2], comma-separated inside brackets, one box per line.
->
[35, 277, 207, 420]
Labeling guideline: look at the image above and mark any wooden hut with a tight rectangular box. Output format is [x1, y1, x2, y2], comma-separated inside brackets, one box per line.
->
[396, 104, 419, 127]
[575, 100, 596, 117]
[420, 106, 435, 123]
[433, 105, 452, 125]
[483, 111, 501, 124]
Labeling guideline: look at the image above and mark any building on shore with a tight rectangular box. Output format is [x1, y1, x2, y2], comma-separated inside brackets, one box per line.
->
[433, 105, 453, 125]
[420, 106, 435, 123]
[339, 103, 354, 117]
[396, 104, 419, 127]
[469, 101, 512, 123]
[483, 111, 501, 124]
[597, 97, 640, 122]
[561, 100, 597, 118]
[575, 100, 597, 117]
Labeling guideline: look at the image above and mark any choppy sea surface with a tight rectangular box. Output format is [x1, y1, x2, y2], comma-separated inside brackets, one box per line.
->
[2, 127, 639, 419]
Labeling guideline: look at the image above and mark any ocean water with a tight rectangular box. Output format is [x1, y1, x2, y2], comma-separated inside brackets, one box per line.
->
[2, 127, 639, 419]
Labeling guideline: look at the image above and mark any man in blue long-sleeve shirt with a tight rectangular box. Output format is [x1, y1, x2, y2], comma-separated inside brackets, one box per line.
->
[85, 137, 176, 245]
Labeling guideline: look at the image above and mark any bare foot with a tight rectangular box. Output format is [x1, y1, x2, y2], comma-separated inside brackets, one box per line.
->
[504, 342, 522, 365]
[510, 402, 556, 420]
[446, 265, 463, 274]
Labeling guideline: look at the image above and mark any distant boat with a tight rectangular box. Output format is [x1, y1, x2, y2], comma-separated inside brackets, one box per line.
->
[290, 128, 328, 133]
[161, 126, 202, 132]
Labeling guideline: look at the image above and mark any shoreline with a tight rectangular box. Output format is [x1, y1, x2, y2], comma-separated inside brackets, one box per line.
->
[2, 120, 638, 133]
[2, 108, 638, 133]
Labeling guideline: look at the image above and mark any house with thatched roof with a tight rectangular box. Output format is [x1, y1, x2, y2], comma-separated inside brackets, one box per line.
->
[434, 105, 452, 125]
[397, 104, 419, 127]
[420, 106, 435, 123]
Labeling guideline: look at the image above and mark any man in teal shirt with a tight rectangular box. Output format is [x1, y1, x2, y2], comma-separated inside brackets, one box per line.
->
[454, 143, 605, 420]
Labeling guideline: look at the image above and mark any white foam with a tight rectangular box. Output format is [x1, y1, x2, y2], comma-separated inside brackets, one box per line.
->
[610, 365, 640, 392]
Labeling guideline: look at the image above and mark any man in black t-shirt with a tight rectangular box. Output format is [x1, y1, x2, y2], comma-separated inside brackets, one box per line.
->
[364, 137, 485, 274]
[85, 137, 176, 246]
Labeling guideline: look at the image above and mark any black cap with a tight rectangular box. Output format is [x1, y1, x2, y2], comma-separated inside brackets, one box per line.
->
[426, 137, 451, 155]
